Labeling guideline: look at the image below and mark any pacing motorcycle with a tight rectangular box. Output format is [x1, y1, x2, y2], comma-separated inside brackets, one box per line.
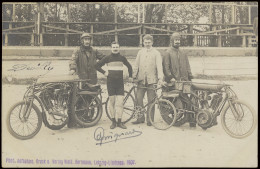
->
[157, 79, 257, 139]
[6, 75, 103, 140]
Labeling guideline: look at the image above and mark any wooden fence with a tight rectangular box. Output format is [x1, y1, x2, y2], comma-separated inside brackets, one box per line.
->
[2, 2, 258, 47]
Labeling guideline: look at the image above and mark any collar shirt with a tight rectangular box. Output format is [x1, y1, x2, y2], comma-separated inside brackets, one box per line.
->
[134, 47, 163, 85]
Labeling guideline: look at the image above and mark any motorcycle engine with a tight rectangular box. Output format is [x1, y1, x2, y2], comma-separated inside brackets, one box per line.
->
[40, 84, 70, 123]
[196, 109, 214, 129]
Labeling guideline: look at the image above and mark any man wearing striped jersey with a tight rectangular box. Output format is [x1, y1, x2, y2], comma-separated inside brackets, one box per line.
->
[95, 42, 133, 129]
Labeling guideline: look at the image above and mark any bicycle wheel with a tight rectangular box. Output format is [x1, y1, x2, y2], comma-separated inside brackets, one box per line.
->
[161, 97, 185, 126]
[7, 101, 42, 140]
[221, 99, 257, 139]
[148, 99, 177, 130]
[105, 91, 135, 123]
[72, 95, 103, 128]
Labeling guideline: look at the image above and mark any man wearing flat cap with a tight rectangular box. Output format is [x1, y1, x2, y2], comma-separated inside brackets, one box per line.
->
[68, 33, 105, 128]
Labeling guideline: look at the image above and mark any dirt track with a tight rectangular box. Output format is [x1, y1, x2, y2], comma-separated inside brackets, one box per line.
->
[2, 79, 258, 167]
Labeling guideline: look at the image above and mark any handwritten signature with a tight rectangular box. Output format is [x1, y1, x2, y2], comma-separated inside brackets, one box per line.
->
[94, 127, 142, 146]
[8, 61, 54, 72]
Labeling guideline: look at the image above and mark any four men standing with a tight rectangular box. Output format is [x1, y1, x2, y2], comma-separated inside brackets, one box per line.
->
[69, 32, 194, 129]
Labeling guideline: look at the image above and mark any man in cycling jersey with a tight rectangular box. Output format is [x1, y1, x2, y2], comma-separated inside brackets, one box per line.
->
[95, 41, 133, 129]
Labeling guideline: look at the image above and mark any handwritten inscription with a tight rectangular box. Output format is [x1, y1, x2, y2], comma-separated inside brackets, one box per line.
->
[94, 127, 142, 146]
[8, 61, 54, 72]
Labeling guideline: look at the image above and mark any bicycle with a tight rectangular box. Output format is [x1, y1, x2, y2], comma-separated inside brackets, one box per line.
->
[105, 80, 178, 130]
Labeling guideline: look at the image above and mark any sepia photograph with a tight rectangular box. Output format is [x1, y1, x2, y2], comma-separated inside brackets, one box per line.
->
[2, 1, 258, 167]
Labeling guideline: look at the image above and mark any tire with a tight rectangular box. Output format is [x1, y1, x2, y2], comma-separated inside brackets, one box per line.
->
[6, 101, 42, 140]
[148, 99, 177, 130]
[72, 95, 103, 128]
[162, 97, 185, 126]
[105, 91, 135, 123]
[221, 99, 257, 139]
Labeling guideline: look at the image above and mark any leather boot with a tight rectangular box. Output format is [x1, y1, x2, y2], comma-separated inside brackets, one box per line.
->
[132, 115, 145, 124]
[117, 122, 127, 129]
[189, 113, 197, 128]
[110, 118, 117, 129]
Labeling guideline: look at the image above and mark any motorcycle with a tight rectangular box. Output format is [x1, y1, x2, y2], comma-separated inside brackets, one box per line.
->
[6, 75, 102, 140]
[159, 79, 257, 139]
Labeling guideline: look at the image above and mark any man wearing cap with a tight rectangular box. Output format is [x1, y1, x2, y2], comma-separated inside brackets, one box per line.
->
[132, 34, 164, 126]
[69, 33, 105, 84]
[163, 32, 196, 128]
[68, 33, 105, 128]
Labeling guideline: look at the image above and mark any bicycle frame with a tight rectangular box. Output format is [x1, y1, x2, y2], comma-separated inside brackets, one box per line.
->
[123, 82, 163, 113]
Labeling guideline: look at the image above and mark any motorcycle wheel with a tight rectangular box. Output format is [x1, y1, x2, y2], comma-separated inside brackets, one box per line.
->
[6, 101, 42, 140]
[72, 95, 103, 128]
[105, 91, 135, 123]
[221, 99, 257, 139]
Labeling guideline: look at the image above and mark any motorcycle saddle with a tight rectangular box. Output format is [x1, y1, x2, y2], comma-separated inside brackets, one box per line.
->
[85, 83, 101, 91]
[36, 75, 80, 84]
[192, 83, 225, 92]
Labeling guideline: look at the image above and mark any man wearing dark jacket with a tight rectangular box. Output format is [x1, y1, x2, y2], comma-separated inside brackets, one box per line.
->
[68, 33, 105, 128]
[163, 32, 196, 128]
[163, 32, 193, 82]
[69, 33, 105, 84]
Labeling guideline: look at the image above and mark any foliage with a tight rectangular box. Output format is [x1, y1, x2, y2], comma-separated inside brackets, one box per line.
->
[2, 2, 258, 46]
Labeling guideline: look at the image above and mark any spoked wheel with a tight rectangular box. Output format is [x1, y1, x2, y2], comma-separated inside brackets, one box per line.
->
[6, 101, 42, 140]
[105, 91, 135, 123]
[221, 100, 257, 139]
[161, 97, 185, 126]
[72, 95, 102, 127]
[148, 99, 177, 130]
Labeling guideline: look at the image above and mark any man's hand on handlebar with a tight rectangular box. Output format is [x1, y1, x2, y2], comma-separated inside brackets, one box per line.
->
[104, 72, 108, 77]
[69, 70, 76, 75]
[128, 77, 134, 83]
[170, 78, 176, 83]
[157, 79, 166, 87]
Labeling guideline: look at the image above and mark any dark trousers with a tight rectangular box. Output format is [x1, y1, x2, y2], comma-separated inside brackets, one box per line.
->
[136, 83, 156, 122]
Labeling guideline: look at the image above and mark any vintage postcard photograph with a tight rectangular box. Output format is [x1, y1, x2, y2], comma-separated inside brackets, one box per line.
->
[2, 2, 258, 167]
